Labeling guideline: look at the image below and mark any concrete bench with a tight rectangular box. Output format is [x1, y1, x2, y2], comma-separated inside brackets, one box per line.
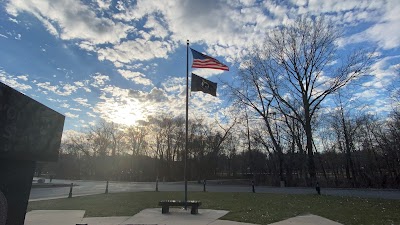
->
[158, 200, 201, 214]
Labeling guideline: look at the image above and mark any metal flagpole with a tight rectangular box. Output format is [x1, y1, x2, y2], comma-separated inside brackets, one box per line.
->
[184, 40, 189, 209]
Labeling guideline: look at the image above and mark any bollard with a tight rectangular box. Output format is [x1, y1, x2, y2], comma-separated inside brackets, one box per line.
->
[105, 180, 109, 194]
[68, 183, 73, 198]
[156, 178, 159, 192]
[203, 179, 206, 192]
[316, 182, 321, 195]
[251, 180, 255, 193]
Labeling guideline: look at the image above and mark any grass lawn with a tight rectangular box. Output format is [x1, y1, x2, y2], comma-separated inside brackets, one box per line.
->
[28, 192, 400, 225]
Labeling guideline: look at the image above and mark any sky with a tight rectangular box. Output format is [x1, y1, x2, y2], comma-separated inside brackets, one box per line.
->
[0, 0, 399, 135]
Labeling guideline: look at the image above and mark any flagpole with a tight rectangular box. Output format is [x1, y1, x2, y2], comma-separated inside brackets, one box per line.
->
[184, 39, 189, 209]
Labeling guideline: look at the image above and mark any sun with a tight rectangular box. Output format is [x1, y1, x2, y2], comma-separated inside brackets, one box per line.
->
[106, 102, 148, 126]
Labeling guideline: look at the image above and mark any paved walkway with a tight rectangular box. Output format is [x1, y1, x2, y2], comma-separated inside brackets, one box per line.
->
[25, 209, 343, 225]
[30, 179, 400, 201]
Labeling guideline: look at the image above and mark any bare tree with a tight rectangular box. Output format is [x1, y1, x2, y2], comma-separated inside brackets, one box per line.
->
[231, 16, 372, 183]
[125, 125, 148, 157]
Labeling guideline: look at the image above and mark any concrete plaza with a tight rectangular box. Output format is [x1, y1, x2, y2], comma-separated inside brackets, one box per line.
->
[25, 208, 343, 225]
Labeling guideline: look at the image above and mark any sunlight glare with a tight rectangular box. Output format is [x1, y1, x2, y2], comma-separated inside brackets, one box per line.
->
[106, 101, 149, 126]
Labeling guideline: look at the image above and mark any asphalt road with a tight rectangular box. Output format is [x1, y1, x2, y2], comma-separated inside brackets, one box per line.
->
[29, 179, 400, 201]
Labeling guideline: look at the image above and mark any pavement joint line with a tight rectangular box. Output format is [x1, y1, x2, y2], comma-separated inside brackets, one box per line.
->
[29, 193, 101, 202]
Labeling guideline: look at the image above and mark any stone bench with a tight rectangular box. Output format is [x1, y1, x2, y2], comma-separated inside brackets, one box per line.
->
[158, 200, 201, 214]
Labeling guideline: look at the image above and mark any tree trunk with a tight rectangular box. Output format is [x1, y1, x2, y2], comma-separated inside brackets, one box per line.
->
[304, 112, 316, 184]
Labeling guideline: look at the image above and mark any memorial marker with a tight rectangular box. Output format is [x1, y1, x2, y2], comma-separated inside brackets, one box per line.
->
[0, 82, 65, 225]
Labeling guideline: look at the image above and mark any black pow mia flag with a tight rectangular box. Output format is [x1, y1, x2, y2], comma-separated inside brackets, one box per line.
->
[191, 73, 217, 97]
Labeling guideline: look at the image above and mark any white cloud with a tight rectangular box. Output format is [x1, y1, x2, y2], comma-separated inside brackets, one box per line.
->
[61, 129, 86, 141]
[62, 83, 78, 94]
[65, 112, 79, 118]
[337, 0, 400, 50]
[16, 75, 28, 81]
[96, 0, 111, 10]
[354, 89, 380, 99]
[117, 69, 153, 86]
[363, 56, 400, 89]
[36, 81, 77, 96]
[0, 71, 32, 91]
[74, 81, 91, 92]
[78, 41, 96, 52]
[192, 68, 224, 78]
[8, 17, 19, 23]
[94, 86, 153, 126]
[73, 97, 91, 107]
[97, 39, 175, 64]
[306, 0, 380, 16]
[91, 73, 109, 87]
[128, 87, 169, 103]
[163, 77, 185, 94]
[143, 14, 169, 39]
[8, 0, 391, 70]
[115, 1, 126, 11]
[113, 0, 275, 60]
[87, 112, 97, 117]
[363, 2, 400, 50]
[6, 0, 133, 44]
[92, 84, 195, 126]
[60, 103, 70, 108]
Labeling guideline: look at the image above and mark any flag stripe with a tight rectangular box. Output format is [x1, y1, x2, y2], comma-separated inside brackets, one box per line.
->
[192, 60, 229, 70]
[191, 48, 229, 71]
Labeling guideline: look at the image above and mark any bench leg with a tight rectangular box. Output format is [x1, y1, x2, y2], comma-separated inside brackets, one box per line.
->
[191, 206, 198, 214]
[162, 206, 169, 214]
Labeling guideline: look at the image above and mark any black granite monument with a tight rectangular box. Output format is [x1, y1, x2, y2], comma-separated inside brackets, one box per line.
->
[0, 82, 65, 225]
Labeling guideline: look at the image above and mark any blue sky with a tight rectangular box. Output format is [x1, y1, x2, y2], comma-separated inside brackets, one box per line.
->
[0, 0, 399, 135]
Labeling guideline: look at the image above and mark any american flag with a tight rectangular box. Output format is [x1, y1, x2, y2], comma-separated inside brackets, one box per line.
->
[190, 48, 229, 71]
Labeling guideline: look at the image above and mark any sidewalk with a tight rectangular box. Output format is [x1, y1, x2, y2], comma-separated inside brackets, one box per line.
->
[25, 208, 343, 225]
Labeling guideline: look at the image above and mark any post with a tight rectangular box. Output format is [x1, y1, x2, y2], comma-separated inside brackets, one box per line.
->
[156, 177, 159, 192]
[203, 179, 206, 192]
[252, 180, 255, 193]
[316, 182, 321, 195]
[68, 183, 73, 198]
[105, 180, 109, 194]
[184, 40, 189, 209]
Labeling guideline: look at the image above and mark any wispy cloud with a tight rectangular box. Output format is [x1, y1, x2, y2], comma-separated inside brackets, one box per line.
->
[36, 82, 77, 96]
[87, 112, 97, 117]
[192, 68, 224, 78]
[65, 112, 79, 118]
[90, 73, 109, 87]
[6, 0, 133, 44]
[117, 69, 153, 86]
[74, 80, 91, 92]
[0, 70, 32, 91]
[73, 97, 91, 107]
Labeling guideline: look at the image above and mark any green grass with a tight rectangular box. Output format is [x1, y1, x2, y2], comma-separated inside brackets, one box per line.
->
[28, 192, 400, 225]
